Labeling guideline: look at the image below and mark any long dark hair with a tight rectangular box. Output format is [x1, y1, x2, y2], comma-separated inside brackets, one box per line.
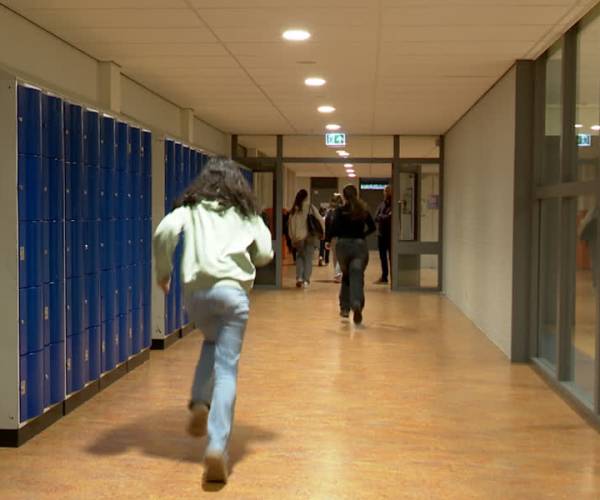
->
[175, 157, 259, 217]
[291, 189, 308, 215]
[342, 184, 368, 219]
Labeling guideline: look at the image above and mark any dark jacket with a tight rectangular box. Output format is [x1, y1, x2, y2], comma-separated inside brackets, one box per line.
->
[327, 205, 376, 242]
[375, 199, 392, 239]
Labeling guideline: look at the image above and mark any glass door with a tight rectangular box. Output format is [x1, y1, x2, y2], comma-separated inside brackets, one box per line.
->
[392, 162, 442, 291]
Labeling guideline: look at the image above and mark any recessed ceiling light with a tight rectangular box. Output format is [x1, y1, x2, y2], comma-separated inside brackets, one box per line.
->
[592, 125, 600, 131]
[336, 150, 350, 157]
[283, 29, 311, 41]
[318, 105, 335, 113]
[575, 124, 584, 128]
[348, 173, 356, 178]
[344, 163, 353, 168]
[326, 124, 341, 131]
[305, 77, 326, 87]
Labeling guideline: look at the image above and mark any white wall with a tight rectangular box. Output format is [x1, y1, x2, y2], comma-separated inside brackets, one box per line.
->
[444, 67, 517, 357]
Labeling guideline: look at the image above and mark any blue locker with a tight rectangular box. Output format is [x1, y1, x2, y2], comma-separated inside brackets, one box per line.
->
[100, 169, 116, 220]
[143, 304, 151, 348]
[43, 284, 50, 346]
[117, 266, 131, 317]
[131, 308, 142, 355]
[101, 116, 116, 169]
[116, 122, 129, 171]
[18, 86, 42, 157]
[43, 347, 51, 408]
[83, 110, 100, 166]
[144, 175, 152, 218]
[174, 143, 182, 178]
[143, 265, 152, 306]
[66, 276, 86, 336]
[48, 342, 65, 406]
[86, 274, 101, 328]
[88, 326, 101, 381]
[18, 155, 43, 222]
[142, 131, 152, 177]
[190, 150, 197, 178]
[132, 219, 142, 263]
[48, 281, 65, 344]
[48, 221, 65, 283]
[42, 94, 64, 160]
[67, 331, 89, 394]
[115, 219, 127, 268]
[66, 220, 84, 278]
[130, 148, 141, 174]
[101, 320, 117, 373]
[47, 159, 65, 221]
[101, 268, 117, 323]
[86, 165, 101, 220]
[132, 173, 142, 220]
[124, 219, 134, 266]
[143, 219, 152, 263]
[64, 103, 83, 165]
[117, 314, 131, 363]
[84, 220, 100, 275]
[65, 163, 87, 221]
[100, 219, 116, 271]
[19, 221, 43, 289]
[116, 170, 131, 219]
[130, 264, 142, 311]
[182, 146, 190, 182]
[19, 286, 43, 356]
[41, 221, 50, 284]
[130, 127, 141, 154]
[19, 350, 44, 422]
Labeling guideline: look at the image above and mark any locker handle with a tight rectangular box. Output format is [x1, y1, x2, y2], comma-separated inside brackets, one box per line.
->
[20, 380, 26, 396]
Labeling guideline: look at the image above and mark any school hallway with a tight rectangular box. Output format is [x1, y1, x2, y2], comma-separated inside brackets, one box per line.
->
[0, 259, 598, 499]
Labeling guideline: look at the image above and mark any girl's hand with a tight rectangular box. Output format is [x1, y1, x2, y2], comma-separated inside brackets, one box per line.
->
[158, 277, 171, 295]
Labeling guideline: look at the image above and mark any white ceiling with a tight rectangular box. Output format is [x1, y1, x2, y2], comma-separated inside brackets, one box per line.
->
[4, 0, 595, 135]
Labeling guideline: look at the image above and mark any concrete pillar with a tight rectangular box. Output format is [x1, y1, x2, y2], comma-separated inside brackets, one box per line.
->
[98, 61, 121, 114]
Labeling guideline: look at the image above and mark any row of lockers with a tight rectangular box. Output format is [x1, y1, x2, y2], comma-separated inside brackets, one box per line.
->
[19, 156, 152, 222]
[20, 305, 151, 422]
[18, 86, 152, 171]
[19, 218, 152, 288]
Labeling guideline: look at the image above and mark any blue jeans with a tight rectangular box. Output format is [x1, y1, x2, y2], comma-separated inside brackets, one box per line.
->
[295, 239, 316, 282]
[186, 286, 250, 454]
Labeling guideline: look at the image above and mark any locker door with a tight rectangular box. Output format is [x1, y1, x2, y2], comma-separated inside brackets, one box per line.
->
[42, 221, 50, 284]
[100, 219, 115, 271]
[88, 326, 101, 382]
[19, 286, 44, 356]
[18, 155, 43, 222]
[143, 303, 151, 349]
[42, 94, 64, 160]
[144, 175, 152, 219]
[49, 281, 65, 344]
[83, 110, 100, 166]
[48, 159, 65, 221]
[142, 131, 152, 177]
[101, 320, 117, 373]
[64, 103, 83, 165]
[49, 342, 65, 406]
[116, 169, 130, 220]
[84, 220, 100, 276]
[117, 314, 131, 363]
[42, 158, 50, 221]
[66, 276, 86, 337]
[66, 220, 84, 279]
[130, 264, 143, 311]
[17, 85, 42, 157]
[48, 221, 65, 283]
[100, 116, 116, 169]
[43, 284, 50, 347]
[86, 165, 101, 221]
[143, 219, 152, 264]
[100, 168, 116, 220]
[182, 146, 191, 184]
[69, 330, 89, 393]
[66, 163, 87, 221]
[116, 122, 129, 171]
[86, 273, 101, 329]
[19, 221, 43, 289]
[101, 268, 117, 324]
[20, 351, 44, 422]
[132, 173, 142, 220]
[43, 346, 51, 408]
[131, 308, 142, 355]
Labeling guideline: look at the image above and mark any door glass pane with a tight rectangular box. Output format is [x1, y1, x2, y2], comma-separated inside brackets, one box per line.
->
[570, 195, 597, 403]
[576, 7, 600, 182]
[541, 43, 563, 186]
[397, 255, 438, 288]
[538, 198, 560, 367]
[399, 172, 416, 241]
[419, 165, 440, 242]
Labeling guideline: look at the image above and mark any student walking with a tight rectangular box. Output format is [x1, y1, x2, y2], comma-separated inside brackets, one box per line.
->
[327, 185, 376, 324]
[153, 158, 273, 483]
[289, 189, 325, 288]
[325, 193, 344, 282]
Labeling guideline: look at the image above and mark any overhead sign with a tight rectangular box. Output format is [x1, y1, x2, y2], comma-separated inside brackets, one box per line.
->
[325, 133, 346, 147]
[578, 134, 592, 147]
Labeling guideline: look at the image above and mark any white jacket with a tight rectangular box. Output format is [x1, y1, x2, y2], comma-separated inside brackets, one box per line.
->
[289, 201, 325, 244]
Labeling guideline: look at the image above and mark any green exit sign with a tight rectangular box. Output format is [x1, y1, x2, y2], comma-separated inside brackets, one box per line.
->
[325, 133, 346, 147]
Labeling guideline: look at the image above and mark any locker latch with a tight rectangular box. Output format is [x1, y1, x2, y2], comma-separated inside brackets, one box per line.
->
[19, 246, 25, 261]
[44, 307, 49, 321]
[20, 380, 26, 396]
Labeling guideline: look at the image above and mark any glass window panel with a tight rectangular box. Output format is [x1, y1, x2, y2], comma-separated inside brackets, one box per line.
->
[541, 43, 563, 185]
[538, 198, 560, 367]
[569, 194, 597, 404]
[397, 254, 438, 288]
[575, 7, 600, 182]
[420, 165, 440, 243]
[399, 172, 417, 241]
[400, 136, 440, 158]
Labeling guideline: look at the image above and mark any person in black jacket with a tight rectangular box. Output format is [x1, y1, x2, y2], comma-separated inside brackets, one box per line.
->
[327, 184, 376, 325]
[374, 185, 392, 284]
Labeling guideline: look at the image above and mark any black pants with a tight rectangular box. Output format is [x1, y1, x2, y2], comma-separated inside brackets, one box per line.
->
[336, 238, 369, 312]
[319, 240, 330, 264]
[378, 235, 391, 281]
